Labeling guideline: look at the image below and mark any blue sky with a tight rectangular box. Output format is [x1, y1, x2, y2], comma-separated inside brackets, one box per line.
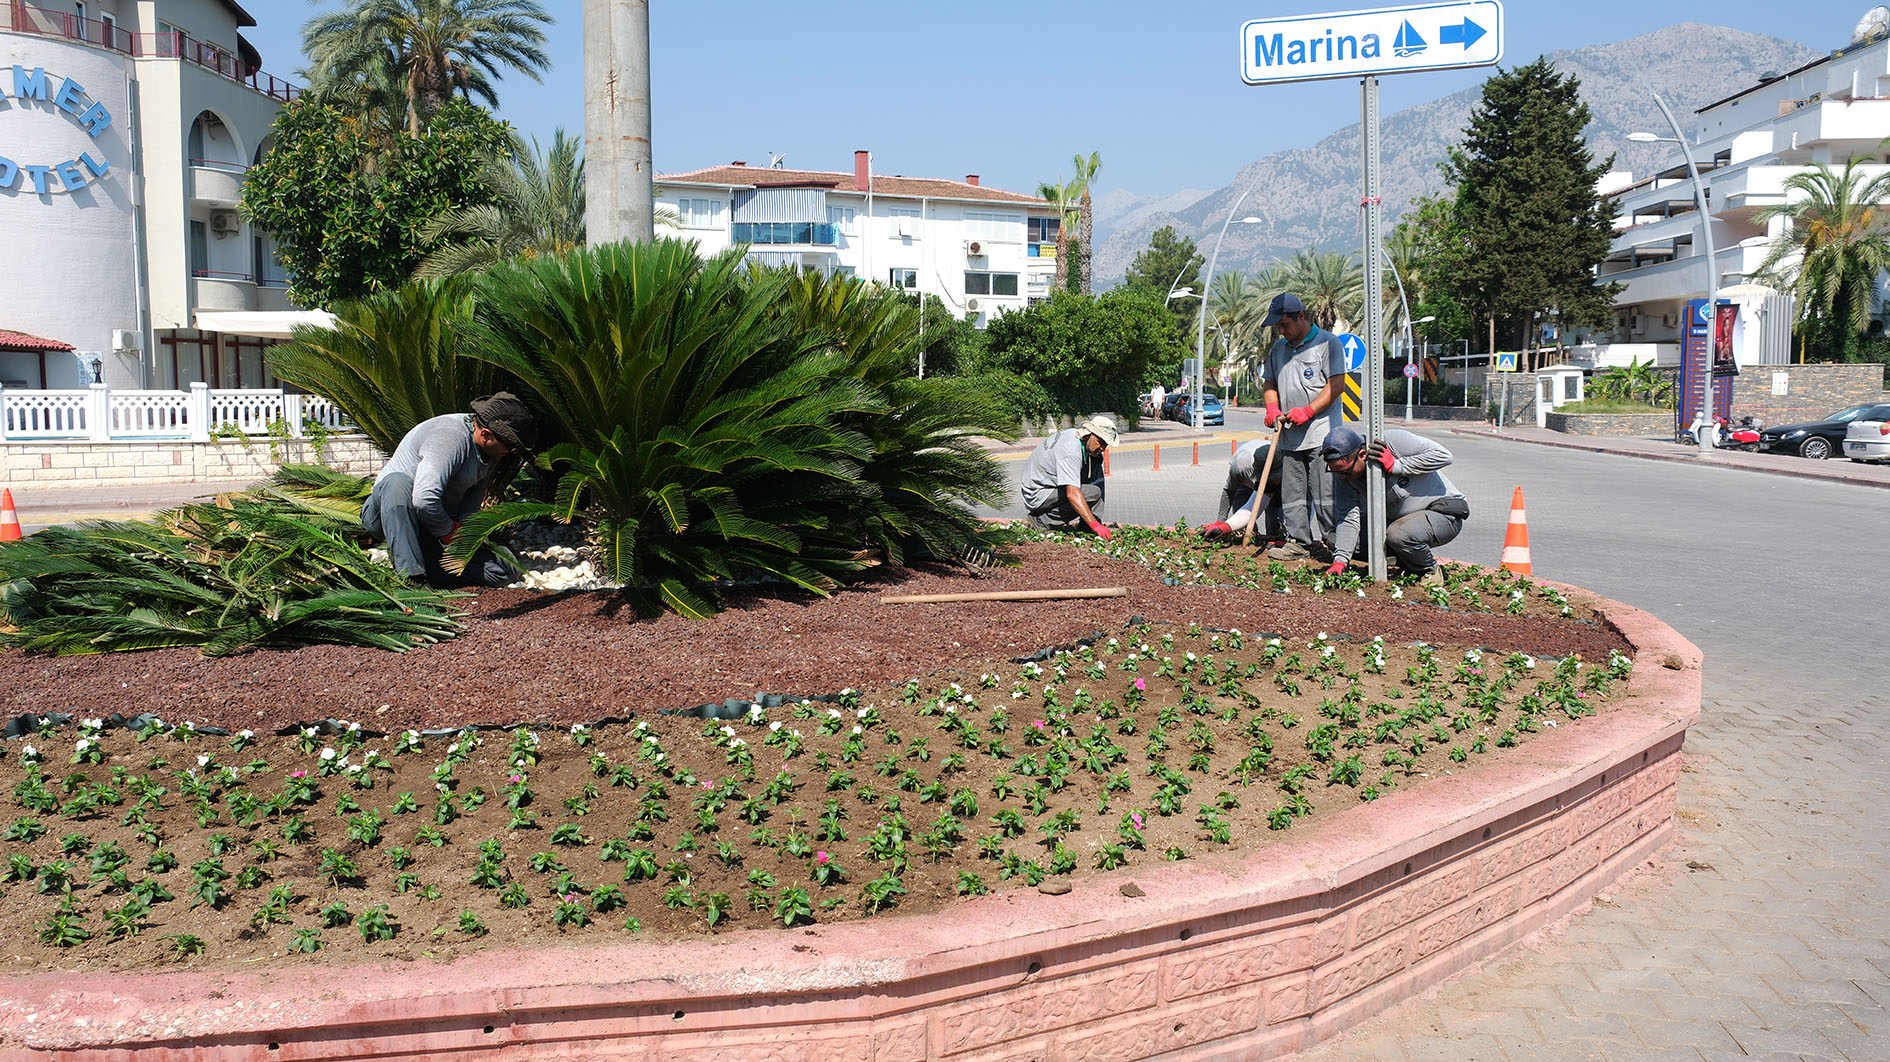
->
[245, 2, 1856, 199]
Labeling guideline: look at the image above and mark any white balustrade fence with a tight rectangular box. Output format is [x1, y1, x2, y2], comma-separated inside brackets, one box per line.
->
[0, 384, 356, 443]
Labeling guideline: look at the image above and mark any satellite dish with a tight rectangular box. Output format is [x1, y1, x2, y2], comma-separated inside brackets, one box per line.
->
[1855, 5, 1889, 44]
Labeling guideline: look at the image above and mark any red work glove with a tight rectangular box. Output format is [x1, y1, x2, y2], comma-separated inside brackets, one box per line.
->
[1199, 521, 1232, 539]
[1088, 520, 1112, 542]
[1366, 440, 1395, 473]
[441, 521, 461, 545]
[1263, 401, 1282, 428]
[1286, 406, 1314, 426]
[1324, 561, 1346, 577]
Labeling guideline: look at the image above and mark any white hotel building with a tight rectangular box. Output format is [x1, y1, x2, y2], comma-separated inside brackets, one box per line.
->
[1579, 21, 1890, 368]
[657, 152, 1061, 326]
[0, 0, 298, 392]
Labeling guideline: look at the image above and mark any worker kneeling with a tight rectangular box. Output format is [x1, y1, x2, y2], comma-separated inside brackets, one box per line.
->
[1019, 415, 1117, 541]
[1319, 426, 1469, 584]
[1198, 437, 1284, 544]
[361, 393, 538, 588]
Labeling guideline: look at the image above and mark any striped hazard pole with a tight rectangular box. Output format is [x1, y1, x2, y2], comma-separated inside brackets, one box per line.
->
[1499, 487, 1531, 574]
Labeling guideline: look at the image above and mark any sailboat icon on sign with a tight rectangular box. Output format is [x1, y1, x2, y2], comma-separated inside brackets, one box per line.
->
[1394, 20, 1428, 58]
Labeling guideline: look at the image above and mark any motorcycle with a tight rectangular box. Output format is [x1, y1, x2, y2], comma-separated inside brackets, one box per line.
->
[1679, 414, 1763, 450]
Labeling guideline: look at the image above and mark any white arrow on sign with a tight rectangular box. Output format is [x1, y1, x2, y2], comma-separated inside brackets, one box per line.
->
[1241, 1, 1503, 86]
[1338, 333, 1368, 372]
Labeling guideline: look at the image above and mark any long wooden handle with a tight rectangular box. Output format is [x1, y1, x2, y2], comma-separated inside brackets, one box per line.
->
[1239, 424, 1285, 548]
[879, 586, 1129, 605]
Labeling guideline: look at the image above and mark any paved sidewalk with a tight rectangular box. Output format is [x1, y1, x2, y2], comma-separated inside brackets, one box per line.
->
[1446, 423, 1890, 490]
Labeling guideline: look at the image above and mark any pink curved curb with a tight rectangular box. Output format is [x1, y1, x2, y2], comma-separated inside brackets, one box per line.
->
[0, 591, 1700, 1061]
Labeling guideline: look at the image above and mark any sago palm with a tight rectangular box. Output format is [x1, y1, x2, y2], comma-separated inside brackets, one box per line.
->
[1752, 155, 1890, 361]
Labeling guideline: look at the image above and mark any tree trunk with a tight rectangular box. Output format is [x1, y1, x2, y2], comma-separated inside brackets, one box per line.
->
[1079, 191, 1094, 295]
[1052, 228, 1068, 292]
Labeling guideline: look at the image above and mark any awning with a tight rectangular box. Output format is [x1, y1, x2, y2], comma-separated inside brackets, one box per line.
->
[192, 310, 338, 339]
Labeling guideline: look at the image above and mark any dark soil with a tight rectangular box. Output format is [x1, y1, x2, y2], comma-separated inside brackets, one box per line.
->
[0, 537, 1635, 973]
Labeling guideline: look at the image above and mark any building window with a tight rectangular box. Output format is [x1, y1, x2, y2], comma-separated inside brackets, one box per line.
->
[831, 265, 856, 279]
[888, 268, 918, 290]
[964, 271, 1019, 297]
[827, 206, 858, 235]
[1027, 217, 1060, 243]
[676, 197, 723, 229]
[888, 205, 921, 238]
[730, 222, 837, 245]
[965, 210, 1023, 244]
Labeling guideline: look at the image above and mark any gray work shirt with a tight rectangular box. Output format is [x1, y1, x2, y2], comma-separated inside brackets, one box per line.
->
[373, 413, 495, 537]
[1329, 428, 1467, 563]
[1216, 438, 1283, 522]
[1263, 325, 1347, 453]
[1018, 428, 1099, 512]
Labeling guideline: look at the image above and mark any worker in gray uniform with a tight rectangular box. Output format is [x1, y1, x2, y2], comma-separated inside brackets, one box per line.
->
[1318, 426, 1469, 584]
[1018, 415, 1117, 540]
[1260, 293, 1346, 561]
[361, 392, 538, 587]
[1197, 437, 1284, 543]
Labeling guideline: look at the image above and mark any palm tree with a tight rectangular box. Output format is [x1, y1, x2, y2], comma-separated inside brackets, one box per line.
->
[1752, 155, 1890, 361]
[1069, 152, 1102, 294]
[414, 129, 586, 278]
[1276, 249, 1364, 331]
[302, 0, 553, 136]
[1037, 178, 1080, 293]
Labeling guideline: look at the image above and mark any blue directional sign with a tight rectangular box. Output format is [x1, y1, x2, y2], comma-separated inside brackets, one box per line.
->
[1338, 333, 1368, 373]
[1242, 1, 1503, 85]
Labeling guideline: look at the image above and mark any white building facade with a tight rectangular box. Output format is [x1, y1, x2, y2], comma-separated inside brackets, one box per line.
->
[1578, 22, 1890, 370]
[0, 0, 297, 391]
[657, 151, 1060, 327]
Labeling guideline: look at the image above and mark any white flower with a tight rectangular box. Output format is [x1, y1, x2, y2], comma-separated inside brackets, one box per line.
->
[23, 745, 38, 758]
[855, 707, 868, 719]
[240, 729, 255, 740]
[197, 755, 211, 768]
[320, 748, 337, 761]
[840, 688, 855, 697]
[769, 721, 782, 732]
[406, 729, 419, 740]
[303, 727, 319, 738]
[82, 717, 103, 729]
[721, 726, 735, 737]
[826, 708, 841, 719]
[74, 738, 92, 753]
[346, 722, 360, 733]
[346, 764, 363, 774]
[571, 724, 587, 733]
[851, 725, 863, 735]
[645, 734, 660, 744]
[652, 752, 666, 763]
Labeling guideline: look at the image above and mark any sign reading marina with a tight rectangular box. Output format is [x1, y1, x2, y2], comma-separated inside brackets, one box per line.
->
[1241, 1, 1503, 85]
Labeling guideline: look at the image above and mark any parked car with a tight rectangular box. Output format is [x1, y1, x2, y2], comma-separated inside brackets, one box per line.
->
[1159, 393, 1188, 421]
[1758, 402, 1890, 460]
[1172, 393, 1225, 427]
[1845, 408, 1890, 463]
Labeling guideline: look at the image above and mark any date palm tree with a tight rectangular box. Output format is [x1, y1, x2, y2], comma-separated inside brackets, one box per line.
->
[1036, 179, 1079, 293]
[302, 0, 553, 136]
[1752, 155, 1890, 362]
[414, 129, 586, 278]
[1070, 152, 1102, 294]
[1276, 248, 1364, 332]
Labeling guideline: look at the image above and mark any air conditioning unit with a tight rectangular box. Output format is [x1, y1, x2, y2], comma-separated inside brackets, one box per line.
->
[111, 329, 142, 352]
[1660, 312, 1678, 327]
[963, 240, 983, 255]
[965, 298, 982, 312]
[210, 210, 240, 237]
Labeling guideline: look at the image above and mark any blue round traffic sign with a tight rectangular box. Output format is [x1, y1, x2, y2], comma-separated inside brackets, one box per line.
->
[1337, 333, 1367, 373]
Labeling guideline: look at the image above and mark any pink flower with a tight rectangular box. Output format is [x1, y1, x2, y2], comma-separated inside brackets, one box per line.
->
[700, 781, 713, 790]
[1134, 678, 1147, 691]
[1131, 812, 1144, 830]
[815, 851, 830, 865]
[290, 770, 307, 779]
[508, 774, 522, 783]
[561, 892, 578, 903]
[1031, 719, 1046, 730]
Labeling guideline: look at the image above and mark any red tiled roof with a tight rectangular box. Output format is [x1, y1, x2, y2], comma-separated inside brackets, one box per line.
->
[0, 330, 74, 352]
[660, 165, 1048, 206]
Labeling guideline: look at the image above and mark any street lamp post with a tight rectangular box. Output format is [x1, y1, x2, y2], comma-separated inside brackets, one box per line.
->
[1629, 92, 1717, 454]
[1196, 194, 1264, 429]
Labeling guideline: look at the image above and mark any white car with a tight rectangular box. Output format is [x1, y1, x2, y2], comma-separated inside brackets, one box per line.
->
[1845, 411, 1890, 463]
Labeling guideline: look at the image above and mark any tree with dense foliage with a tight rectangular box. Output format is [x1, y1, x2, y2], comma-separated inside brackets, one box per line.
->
[413, 129, 586, 277]
[1124, 225, 1205, 342]
[301, 0, 553, 136]
[1389, 194, 1472, 345]
[1752, 156, 1890, 363]
[1275, 248, 1364, 332]
[1438, 58, 1621, 366]
[1036, 178, 1080, 293]
[981, 288, 1182, 415]
[1070, 152, 1103, 294]
[243, 99, 513, 306]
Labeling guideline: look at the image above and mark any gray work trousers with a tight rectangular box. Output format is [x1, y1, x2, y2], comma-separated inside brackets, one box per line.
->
[1277, 449, 1334, 546]
[1026, 481, 1104, 530]
[1386, 509, 1464, 573]
[361, 472, 515, 588]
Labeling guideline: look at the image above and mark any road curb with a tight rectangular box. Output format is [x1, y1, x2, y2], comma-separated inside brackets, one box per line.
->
[1442, 425, 1890, 490]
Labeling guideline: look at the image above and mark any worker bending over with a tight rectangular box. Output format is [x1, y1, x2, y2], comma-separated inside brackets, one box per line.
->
[1319, 426, 1470, 584]
[1198, 437, 1284, 543]
[1019, 415, 1117, 540]
[361, 392, 537, 588]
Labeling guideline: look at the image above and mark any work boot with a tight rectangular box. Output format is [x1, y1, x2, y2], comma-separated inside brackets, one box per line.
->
[1267, 541, 1314, 561]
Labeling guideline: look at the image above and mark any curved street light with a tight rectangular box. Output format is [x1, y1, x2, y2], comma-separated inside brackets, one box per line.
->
[1194, 202, 1264, 428]
[1628, 90, 1717, 453]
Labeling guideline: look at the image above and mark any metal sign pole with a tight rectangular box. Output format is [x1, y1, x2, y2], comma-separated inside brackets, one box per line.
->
[1360, 75, 1387, 582]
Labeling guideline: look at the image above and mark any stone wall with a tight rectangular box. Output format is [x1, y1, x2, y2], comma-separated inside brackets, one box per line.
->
[0, 436, 385, 486]
[1482, 373, 1541, 427]
[1543, 412, 1673, 438]
[1722, 364, 1885, 425]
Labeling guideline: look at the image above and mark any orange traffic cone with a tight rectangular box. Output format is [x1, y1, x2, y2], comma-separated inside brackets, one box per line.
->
[0, 489, 20, 542]
[1499, 487, 1530, 574]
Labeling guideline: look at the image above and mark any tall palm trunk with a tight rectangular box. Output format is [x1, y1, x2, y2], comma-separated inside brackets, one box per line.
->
[1079, 188, 1093, 295]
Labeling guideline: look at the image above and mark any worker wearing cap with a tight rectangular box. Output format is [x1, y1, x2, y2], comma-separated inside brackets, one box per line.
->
[362, 392, 538, 587]
[1260, 292, 1347, 561]
[1019, 415, 1117, 540]
[1197, 437, 1284, 543]
[1318, 426, 1469, 584]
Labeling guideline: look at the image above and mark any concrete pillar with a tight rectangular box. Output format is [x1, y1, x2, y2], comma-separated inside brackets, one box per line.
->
[583, 0, 655, 246]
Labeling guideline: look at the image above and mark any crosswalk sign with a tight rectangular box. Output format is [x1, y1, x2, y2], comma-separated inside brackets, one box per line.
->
[1494, 352, 1519, 372]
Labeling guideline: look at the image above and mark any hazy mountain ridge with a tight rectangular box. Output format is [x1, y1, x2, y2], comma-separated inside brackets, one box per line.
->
[1095, 23, 1823, 286]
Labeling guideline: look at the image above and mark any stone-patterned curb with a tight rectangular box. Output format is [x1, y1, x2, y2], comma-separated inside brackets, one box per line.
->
[0, 589, 1700, 1062]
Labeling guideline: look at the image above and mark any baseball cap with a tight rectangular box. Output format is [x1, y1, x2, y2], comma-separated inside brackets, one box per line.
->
[1262, 292, 1307, 327]
[1320, 426, 1366, 461]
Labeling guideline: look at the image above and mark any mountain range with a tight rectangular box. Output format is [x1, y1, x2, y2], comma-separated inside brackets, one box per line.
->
[1093, 22, 1824, 287]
